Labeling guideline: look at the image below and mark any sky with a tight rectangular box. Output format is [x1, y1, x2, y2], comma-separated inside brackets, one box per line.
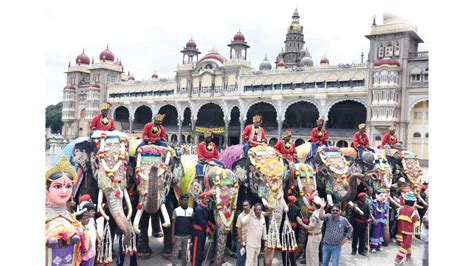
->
[45, 0, 430, 107]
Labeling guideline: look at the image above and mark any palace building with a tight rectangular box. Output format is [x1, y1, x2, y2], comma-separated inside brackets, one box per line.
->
[61, 10, 429, 159]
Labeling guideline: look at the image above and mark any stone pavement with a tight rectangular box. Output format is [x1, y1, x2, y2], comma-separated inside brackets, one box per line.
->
[118, 230, 424, 266]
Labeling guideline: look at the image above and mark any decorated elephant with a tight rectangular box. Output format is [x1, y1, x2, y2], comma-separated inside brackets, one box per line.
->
[286, 162, 318, 257]
[89, 130, 136, 261]
[129, 142, 184, 259]
[179, 154, 239, 265]
[296, 143, 366, 205]
[225, 144, 297, 265]
[45, 155, 83, 266]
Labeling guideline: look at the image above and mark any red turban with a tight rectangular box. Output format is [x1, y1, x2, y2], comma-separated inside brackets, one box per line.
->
[199, 191, 212, 199]
[79, 194, 91, 204]
[288, 196, 297, 203]
[357, 192, 367, 199]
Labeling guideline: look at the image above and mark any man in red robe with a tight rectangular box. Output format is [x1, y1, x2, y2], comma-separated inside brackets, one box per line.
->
[196, 129, 224, 177]
[141, 114, 168, 147]
[242, 115, 267, 157]
[306, 116, 329, 163]
[394, 192, 420, 264]
[89, 102, 116, 132]
[381, 126, 400, 154]
[353, 123, 374, 159]
[273, 129, 297, 163]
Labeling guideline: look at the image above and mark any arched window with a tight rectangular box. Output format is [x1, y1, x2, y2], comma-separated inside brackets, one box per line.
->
[378, 43, 384, 58]
[425, 133, 429, 138]
[385, 44, 393, 57]
[413, 132, 421, 138]
[394, 42, 400, 56]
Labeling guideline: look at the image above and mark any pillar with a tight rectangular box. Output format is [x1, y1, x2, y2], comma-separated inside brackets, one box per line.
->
[224, 119, 229, 147]
[129, 117, 134, 133]
[277, 119, 283, 140]
[239, 119, 245, 144]
[178, 119, 183, 144]
[192, 119, 199, 145]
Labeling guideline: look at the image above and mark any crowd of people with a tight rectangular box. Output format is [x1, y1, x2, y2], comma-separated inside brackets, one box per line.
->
[45, 102, 429, 266]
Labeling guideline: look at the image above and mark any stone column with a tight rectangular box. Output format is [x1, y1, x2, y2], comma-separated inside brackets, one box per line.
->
[192, 119, 199, 145]
[224, 119, 229, 147]
[178, 119, 183, 144]
[277, 119, 283, 140]
[239, 119, 245, 144]
[129, 117, 134, 133]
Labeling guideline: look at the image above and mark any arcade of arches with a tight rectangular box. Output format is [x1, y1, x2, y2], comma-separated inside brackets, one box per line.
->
[407, 100, 429, 160]
[111, 100, 369, 148]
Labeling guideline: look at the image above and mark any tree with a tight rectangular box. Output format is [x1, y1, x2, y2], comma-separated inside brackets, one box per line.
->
[46, 102, 63, 134]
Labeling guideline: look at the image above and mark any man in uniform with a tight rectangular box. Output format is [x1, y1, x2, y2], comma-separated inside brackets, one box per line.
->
[138, 113, 168, 148]
[89, 102, 116, 132]
[353, 123, 374, 160]
[191, 192, 215, 266]
[242, 115, 267, 157]
[171, 194, 193, 266]
[381, 126, 400, 155]
[196, 129, 224, 178]
[273, 129, 298, 163]
[281, 195, 302, 266]
[305, 116, 329, 164]
[394, 192, 420, 264]
[350, 192, 371, 256]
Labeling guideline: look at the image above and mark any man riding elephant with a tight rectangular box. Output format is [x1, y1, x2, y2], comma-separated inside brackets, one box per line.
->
[137, 113, 168, 150]
[273, 129, 298, 163]
[242, 115, 267, 157]
[90, 102, 115, 133]
[196, 129, 224, 178]
[382, 126, 400, 155]
[353, 123, 375, 161]
[306, 116, 329, 164]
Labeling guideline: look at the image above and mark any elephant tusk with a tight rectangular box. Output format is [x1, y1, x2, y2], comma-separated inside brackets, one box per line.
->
[388, 195, 400, 208]
[327, 194, 334, 207]
[161, 203, 171, 227]
[97, 189, 109, 221]
[132, 201, 143, 234]
[348, 201, 364, 215]
[165, 150, 171, 166]
[123, 189, 133, 221]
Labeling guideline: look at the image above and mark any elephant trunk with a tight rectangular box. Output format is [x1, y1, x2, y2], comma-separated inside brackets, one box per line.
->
[104, 189, 132, 245]
[144, 166, 160, 214]
[339, 173, 364, 203]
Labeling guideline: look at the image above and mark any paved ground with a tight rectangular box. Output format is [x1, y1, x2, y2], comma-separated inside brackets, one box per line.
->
[118, 230, 424, 265]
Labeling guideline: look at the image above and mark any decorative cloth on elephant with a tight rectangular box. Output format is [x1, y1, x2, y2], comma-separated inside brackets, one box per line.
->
[248, 145, 286, 178]
[319, 147, 349, 175]
[401, 151, 423, 184]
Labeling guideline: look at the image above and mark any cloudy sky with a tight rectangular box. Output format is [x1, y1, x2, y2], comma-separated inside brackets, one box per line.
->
[45, 0, 430, 107]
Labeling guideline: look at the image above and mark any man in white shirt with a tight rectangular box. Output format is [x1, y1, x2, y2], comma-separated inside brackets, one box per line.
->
[242, 203, 267, 266]
[235, 200, 252, 266]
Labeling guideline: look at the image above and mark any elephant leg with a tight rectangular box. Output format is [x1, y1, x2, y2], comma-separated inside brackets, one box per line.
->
[137, 211, 152, 257]
[151, 211, 162, 237]
[162, 212, 173, 259]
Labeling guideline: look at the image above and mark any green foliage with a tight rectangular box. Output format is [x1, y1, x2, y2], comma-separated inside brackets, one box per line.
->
[46, 102, 63, 133]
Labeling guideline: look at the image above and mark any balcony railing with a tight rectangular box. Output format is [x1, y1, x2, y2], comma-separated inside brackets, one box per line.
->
[409, 51, 429, 59]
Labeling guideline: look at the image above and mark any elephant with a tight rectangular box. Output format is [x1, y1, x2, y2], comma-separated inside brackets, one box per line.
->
[296, 143, 367, 206]
[229, 144, 297, 265]
[179, 154, 239, 265]
[285, 162, 318, 258]
[89, 130, 136, 258]
[127, 138, 184, 260]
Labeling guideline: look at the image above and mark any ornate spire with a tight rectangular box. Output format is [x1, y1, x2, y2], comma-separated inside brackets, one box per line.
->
[92, 57, 94, 64]
[68, 61, 71, 67]
[372, 15, 376, 26]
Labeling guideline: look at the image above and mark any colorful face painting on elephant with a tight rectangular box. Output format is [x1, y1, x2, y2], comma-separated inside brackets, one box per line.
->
[226, 144, 297, 264]
[287, 162, 318, 248]
[89, 130, 136, 263]
[45, 155, 83, 266]
[298, 144, 367, 205]
[131, 142, 183, 259]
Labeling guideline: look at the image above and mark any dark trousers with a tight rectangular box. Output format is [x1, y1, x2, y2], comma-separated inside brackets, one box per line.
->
[281, 250, 297, 266]
[191, 229, 207, 266]
[351, 221, 367, 254]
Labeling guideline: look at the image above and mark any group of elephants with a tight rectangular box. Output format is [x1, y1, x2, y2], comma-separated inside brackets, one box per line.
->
[53, 130, 427, 265]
